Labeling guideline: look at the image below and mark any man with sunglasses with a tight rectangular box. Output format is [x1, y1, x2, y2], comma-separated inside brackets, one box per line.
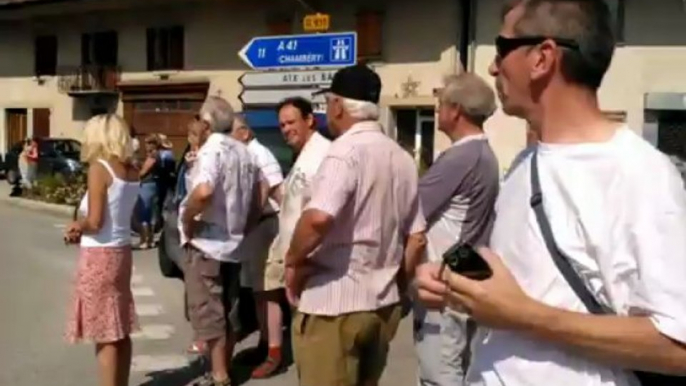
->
[416, 1, 686, 386]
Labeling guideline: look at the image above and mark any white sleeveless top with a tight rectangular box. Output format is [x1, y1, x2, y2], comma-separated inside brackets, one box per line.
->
[79, 159, 141, 248]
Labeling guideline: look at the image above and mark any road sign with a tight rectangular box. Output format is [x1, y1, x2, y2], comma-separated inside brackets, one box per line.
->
[303, 13, 330, 32]
[238, 32, 357, 70]
[239, 69, 336, 88]
[239, 88, 326, 106]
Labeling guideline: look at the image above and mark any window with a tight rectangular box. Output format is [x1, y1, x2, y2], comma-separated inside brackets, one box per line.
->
[355, 10, 384, 60]
[34, 35, 57, 76]
[146, 26, 184, 71]
[82, 31, 118, 66]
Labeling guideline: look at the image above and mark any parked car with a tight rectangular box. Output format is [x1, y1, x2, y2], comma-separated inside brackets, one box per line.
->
[5, 138, 82, 185]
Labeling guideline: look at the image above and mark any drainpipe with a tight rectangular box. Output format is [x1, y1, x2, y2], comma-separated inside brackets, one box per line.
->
[457, 0, 476, 72]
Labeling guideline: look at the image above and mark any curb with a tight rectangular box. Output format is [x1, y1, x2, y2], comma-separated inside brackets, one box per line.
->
[0, 194, 75, 219]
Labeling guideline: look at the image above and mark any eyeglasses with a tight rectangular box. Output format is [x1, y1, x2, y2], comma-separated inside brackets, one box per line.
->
[495, 35, 579, 60]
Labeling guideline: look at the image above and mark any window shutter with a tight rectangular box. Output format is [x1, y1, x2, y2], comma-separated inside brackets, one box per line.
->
[267, 18, 292, 35]
[170, 26, 184, 70]
[356, 10, 383, 59]
[146, 28, 156, 71]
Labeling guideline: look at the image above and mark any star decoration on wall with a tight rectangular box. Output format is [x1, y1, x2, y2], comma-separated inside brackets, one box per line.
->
[400, 75, 420, 98]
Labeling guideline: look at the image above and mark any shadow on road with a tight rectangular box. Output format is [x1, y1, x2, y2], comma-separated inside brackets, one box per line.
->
[137, 333, 294, 386]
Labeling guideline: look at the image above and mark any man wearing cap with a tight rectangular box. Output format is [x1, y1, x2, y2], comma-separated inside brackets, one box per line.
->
[285, 64, 427, 386]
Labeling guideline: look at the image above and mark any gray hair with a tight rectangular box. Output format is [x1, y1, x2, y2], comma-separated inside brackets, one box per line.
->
[233, 114, 251, 131]
[199, 96, 235, 133]
[439, 72, 496, 126]
[340, 97, 380, 121]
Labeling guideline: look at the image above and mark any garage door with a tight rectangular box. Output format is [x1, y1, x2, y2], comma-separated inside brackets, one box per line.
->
[120, 80, 209, 160]
[129, 100, 201, 158]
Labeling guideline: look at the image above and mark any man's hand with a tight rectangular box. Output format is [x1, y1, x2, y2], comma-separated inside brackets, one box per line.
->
[285, 263, 313, 308]
[445, 247, 538, 330]
[182, 219, 198, 242]
[415, 262, 448, 310]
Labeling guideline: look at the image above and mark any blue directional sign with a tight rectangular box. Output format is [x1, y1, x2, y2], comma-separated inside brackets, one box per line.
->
[238, 32, 357, 70]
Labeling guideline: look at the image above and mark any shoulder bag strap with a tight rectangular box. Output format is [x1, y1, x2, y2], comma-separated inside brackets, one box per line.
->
[529, 150, 612, 315]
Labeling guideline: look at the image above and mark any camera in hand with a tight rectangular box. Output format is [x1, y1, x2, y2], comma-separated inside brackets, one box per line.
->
[442, 243, 492, 281]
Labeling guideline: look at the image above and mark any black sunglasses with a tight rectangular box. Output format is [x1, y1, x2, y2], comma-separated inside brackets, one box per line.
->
[495, 35, 579, 60]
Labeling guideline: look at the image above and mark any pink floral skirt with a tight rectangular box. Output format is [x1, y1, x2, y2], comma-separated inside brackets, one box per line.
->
[65, 246, 139, 344]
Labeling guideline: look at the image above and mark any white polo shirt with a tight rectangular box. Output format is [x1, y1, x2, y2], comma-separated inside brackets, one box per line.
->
[467, 127, 686, 386]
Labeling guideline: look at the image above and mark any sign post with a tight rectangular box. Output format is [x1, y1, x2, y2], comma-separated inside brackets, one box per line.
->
[238, 32, 357, 70]
[303, 13, 330, 32]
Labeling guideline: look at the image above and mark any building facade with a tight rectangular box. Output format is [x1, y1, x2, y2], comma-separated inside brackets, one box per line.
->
[0, 0, 465, 169]
[0, 0, 685, 173]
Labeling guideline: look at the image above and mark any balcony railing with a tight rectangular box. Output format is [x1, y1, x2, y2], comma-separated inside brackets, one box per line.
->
[57, 65, 121, 96]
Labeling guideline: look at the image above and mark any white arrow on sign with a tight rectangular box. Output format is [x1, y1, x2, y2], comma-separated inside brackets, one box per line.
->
[240, 70, 336, 88]
[239, 88, 327, 106]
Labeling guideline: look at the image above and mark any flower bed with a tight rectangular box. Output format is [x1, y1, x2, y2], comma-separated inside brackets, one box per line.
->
[23, 172, 87, 206]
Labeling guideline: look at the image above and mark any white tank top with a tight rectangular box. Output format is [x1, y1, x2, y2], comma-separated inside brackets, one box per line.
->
[79, 159, 141, 248]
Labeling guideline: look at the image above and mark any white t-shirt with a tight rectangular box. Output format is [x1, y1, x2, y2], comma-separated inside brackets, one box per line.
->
[247, 138, 284, 214]
[468, 127, 686, 386]
[268, 131, 331, 262]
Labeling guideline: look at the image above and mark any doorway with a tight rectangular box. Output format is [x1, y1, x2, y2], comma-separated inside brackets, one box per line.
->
[395, 108, 435, 172]
[6, 109, 28, 151]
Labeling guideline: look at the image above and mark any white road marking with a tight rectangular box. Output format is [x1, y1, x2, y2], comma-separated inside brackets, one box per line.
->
[53, 224, 65, 229]
[131, 274, 144, 285]
[132, 287, 155, 297]
[131, 324, 175, 340]
[135, 304, 164, 316]
[131, 355, 190, 373]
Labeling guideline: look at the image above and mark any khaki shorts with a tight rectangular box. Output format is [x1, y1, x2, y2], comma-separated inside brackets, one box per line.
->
[292, 304, 403, 386]
[238, 215, 280, 291]
[182, 246, 241, 341]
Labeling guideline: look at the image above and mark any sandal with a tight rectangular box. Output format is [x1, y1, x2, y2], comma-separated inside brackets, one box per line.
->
[251, 356, 282, 379]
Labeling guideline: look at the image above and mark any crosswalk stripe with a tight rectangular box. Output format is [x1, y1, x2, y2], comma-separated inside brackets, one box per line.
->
[131, 355, 190, 373]
[131, 324, 175, 340]
[135, 304, 164, 316]
[132, 287, 155, 297]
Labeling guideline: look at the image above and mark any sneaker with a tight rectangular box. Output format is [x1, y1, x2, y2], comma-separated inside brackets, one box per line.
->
[191, 373, 231, 386]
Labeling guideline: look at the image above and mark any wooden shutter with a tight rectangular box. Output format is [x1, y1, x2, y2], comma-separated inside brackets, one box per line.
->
[267, 18, 292, 35]
[169, 26, 184, 70]
[32, 108, 51, 138]
[146, 28, 156, 71]
[356, 10, 383, 60]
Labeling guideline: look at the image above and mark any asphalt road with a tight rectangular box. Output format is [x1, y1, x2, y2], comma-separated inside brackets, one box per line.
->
[0, 200, 418, 386]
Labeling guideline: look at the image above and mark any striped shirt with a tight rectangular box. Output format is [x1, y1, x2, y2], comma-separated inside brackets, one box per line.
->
[299, 121, 426, 316]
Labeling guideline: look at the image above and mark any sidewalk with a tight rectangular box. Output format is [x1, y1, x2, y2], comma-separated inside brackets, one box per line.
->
[0, 182, 74, 219]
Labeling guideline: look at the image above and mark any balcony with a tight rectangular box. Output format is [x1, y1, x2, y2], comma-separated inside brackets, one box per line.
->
[57, 65, 121, 97]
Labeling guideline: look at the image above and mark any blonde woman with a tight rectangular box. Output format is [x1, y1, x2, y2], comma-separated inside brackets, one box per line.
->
[64, 114, 141, 386]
